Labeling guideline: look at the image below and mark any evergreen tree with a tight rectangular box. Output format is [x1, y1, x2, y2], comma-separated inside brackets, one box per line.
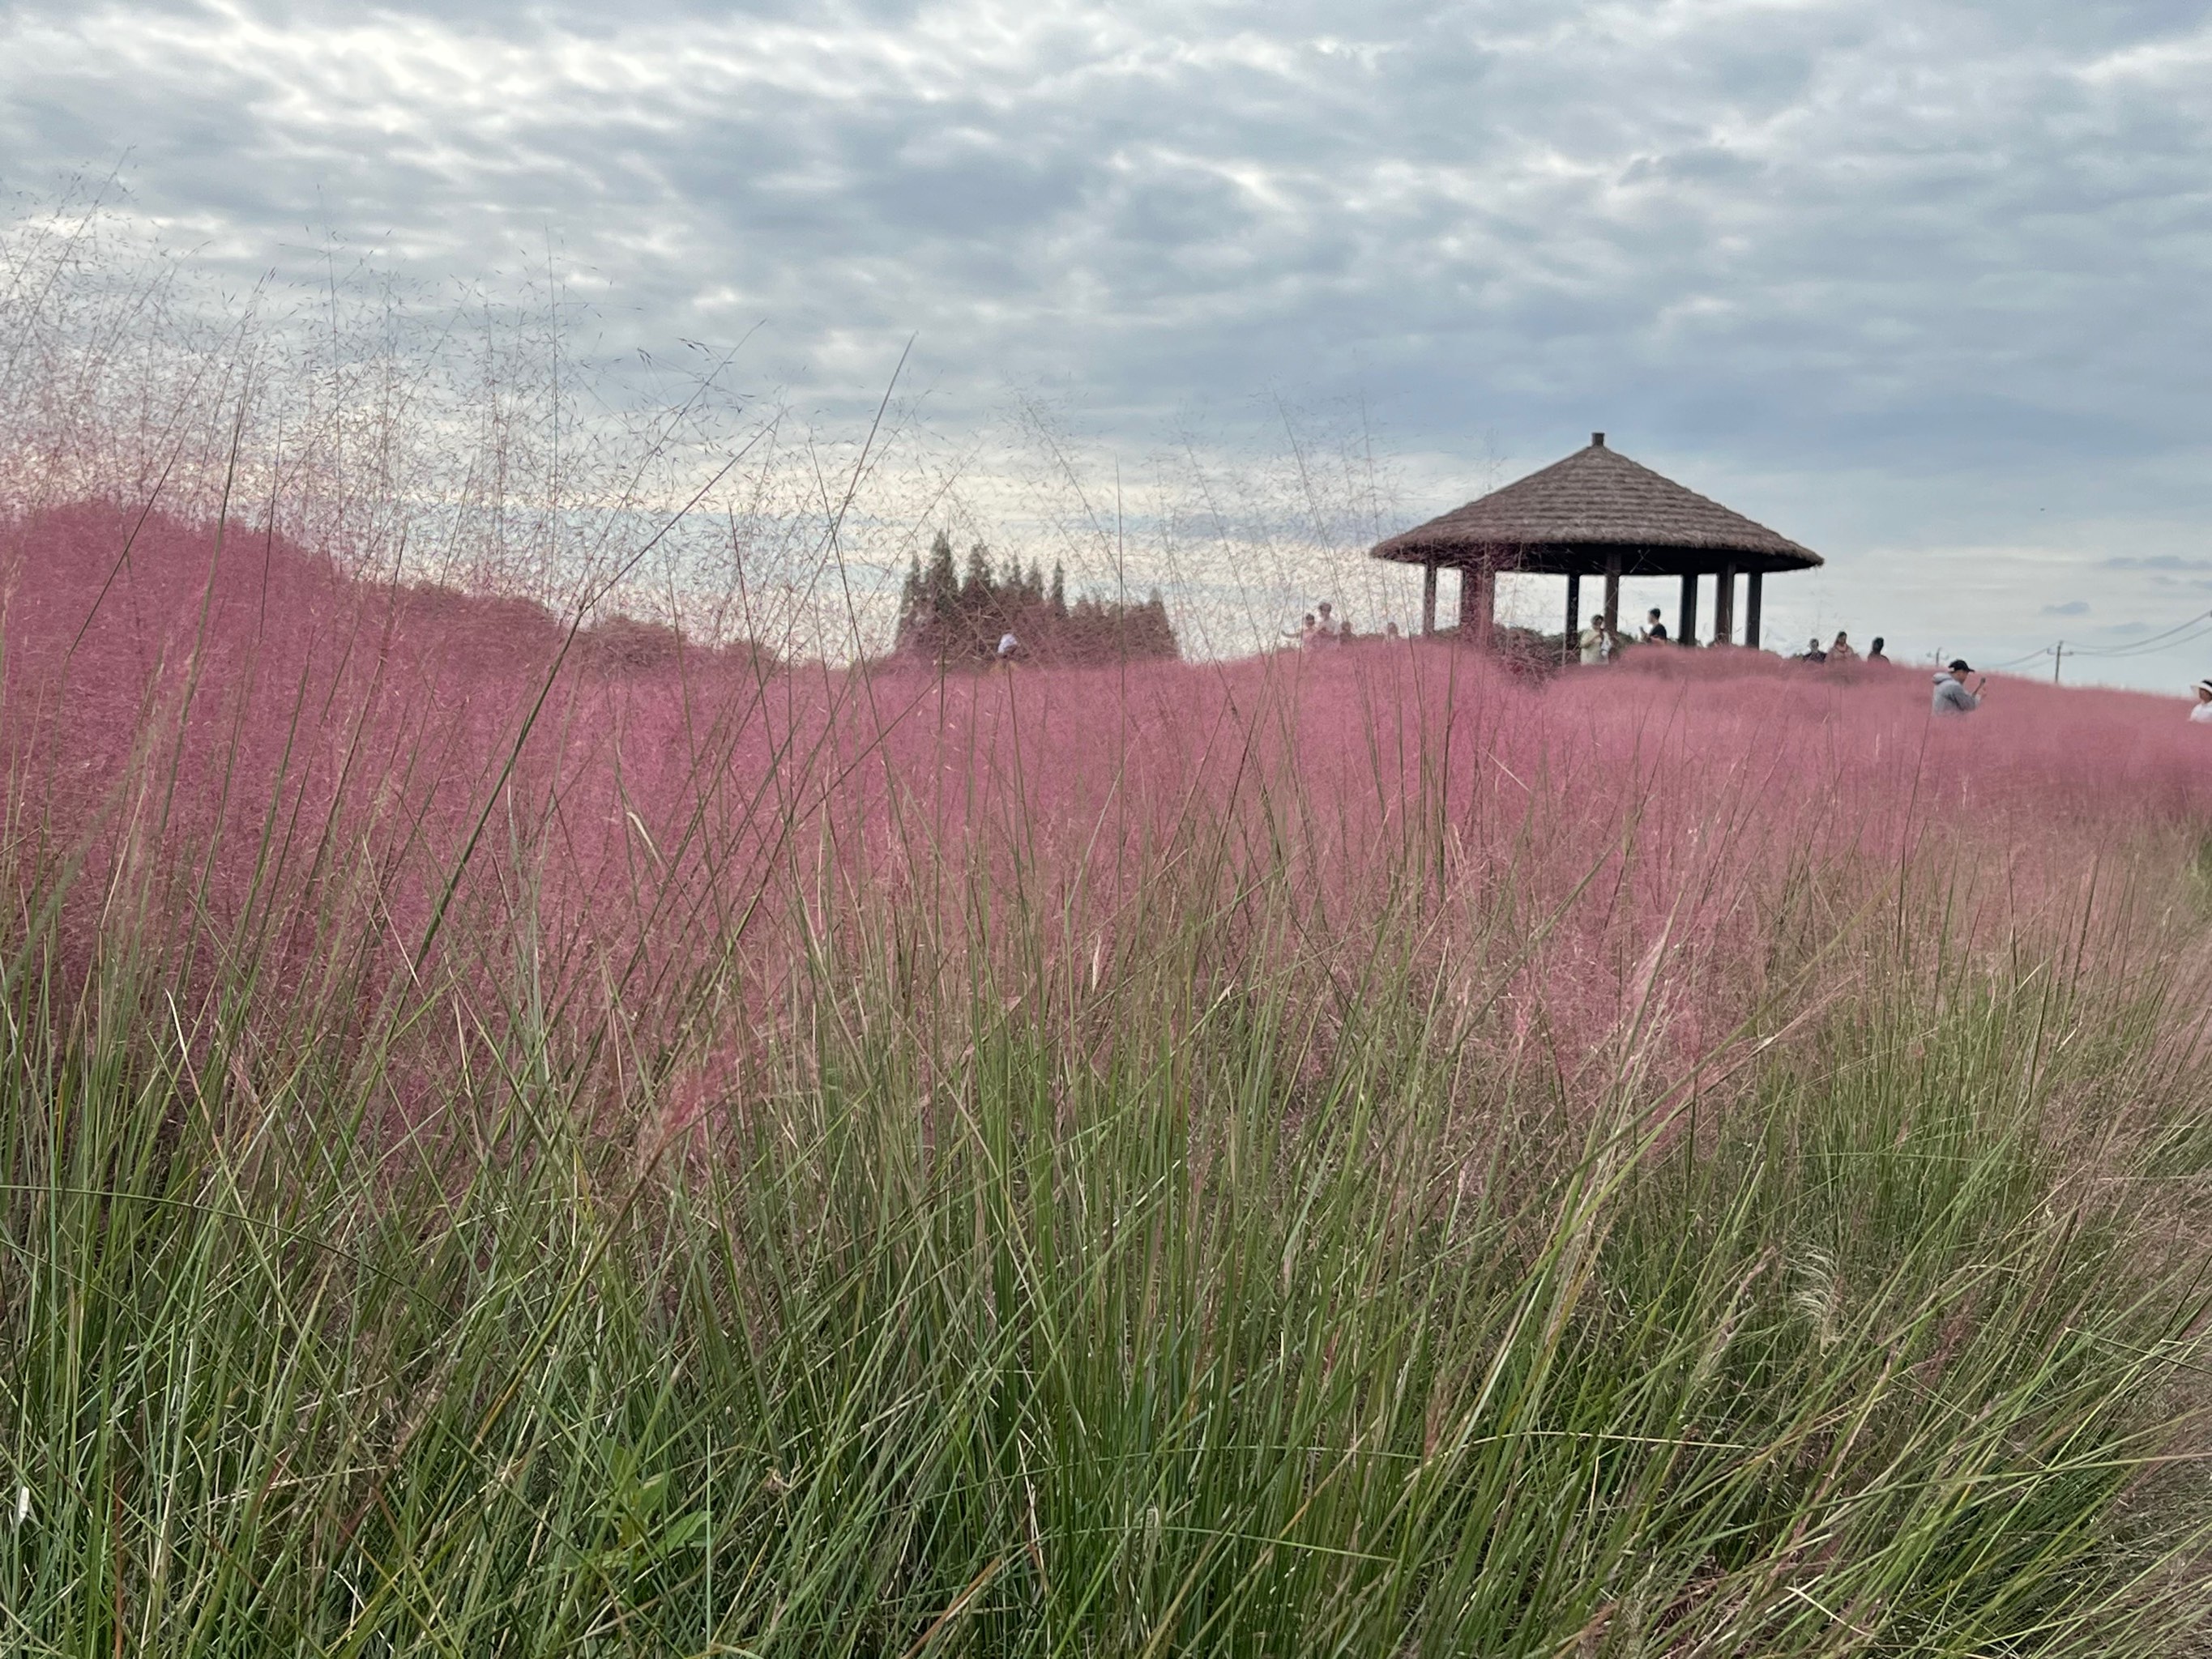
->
[1142, 591, 1174, 656]
[895, 555, 924, 650]
[892, 539, 1178, 666]
[959, 543, 992, 625]
[925, 531, 958, 620]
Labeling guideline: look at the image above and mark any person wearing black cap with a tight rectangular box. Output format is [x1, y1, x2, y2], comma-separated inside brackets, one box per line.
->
[1932, 659, 1983, 715]
[2191, 680, 2212, 724]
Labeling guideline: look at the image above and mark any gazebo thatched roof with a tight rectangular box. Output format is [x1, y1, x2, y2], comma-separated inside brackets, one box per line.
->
[1372, 434, 1821, 577]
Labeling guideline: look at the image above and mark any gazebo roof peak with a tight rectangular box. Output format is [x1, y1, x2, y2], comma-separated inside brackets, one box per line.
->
[1372, 434, 1821, 578]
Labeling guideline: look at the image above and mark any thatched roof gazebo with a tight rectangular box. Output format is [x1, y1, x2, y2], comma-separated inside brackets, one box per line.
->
[1371, 433, 1821, 648]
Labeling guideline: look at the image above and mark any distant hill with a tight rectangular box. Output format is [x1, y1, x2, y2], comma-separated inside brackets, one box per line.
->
[2, 504, 775, 693]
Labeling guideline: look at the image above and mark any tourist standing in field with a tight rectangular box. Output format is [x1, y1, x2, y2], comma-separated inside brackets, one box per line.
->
[1288, 612, 1319, 647]
[1578, 617, 1607, 664]
[1800, 637, 1827, 663]
[1867, 637, 1890, 663]
[1317, 601, 1339, 641]
[1933, 659, 1983, 714]
[1829, 632, 1857, 663]
[2191, 680, 2212, 723]
[1640, 608, 1668, 644]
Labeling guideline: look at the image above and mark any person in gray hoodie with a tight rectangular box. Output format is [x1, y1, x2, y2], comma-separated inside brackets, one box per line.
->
[1932, 659, 1983, 715]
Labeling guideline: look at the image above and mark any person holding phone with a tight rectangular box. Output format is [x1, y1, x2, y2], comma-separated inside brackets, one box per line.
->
[1932, 659, 1984, 715]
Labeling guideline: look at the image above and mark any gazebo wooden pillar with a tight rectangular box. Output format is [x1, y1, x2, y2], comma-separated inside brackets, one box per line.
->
[1564, 572, 1581, 642]
[1422, 557, 1438, 637]
[1744, 570, 1763, 648]
[1603, 555, 1621, 633]
[1461, 565, 1496, 646]
[1714, 564, 1736, 646]
[1677, 573, 1699, 646]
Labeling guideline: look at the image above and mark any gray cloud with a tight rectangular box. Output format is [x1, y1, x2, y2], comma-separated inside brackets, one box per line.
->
[4, 0, 2212, 684]
[2043, 599, 2091, 615]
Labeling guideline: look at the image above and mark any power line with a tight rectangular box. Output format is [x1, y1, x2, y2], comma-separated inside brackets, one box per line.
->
[2065, 609, 2212, 656]
[2071, 621, 2212, 661]
[1979, 642, 2060, 670]
[1966, 610, 2212, 678]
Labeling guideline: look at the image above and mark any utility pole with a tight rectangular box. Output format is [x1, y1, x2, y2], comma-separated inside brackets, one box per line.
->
[2052, 642, 2065, 684]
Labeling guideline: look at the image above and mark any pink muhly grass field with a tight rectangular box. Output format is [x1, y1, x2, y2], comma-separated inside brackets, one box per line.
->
[11, 505, 2212, 1655]
[4, 505, 2208, 1115]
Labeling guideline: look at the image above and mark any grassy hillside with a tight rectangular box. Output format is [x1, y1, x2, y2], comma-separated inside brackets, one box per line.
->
[3, 509, 2211, 1655]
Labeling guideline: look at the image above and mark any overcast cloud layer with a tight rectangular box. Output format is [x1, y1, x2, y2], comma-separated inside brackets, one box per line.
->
[5, 0, 2212, 684]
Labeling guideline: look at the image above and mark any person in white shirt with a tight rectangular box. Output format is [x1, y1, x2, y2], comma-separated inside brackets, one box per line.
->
[997, 631, 1020, 663]
[2191, 680, 2212, 723]
[1578, 620, 1606, 665]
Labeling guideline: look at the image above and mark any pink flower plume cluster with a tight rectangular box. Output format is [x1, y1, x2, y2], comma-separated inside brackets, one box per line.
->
[5, 506, 2206, 1108]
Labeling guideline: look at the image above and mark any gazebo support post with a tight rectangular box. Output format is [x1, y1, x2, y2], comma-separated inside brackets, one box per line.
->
[1715, 564, 1736, 646]
[1459, 565, 1496, 648]
[1678, 573, 1699, 646]
[1422, 558, 1437, 637]
[1745, 569, 1763, 649]
[1564, 573, 1581, 659]
[1603, 556, 1621, 635]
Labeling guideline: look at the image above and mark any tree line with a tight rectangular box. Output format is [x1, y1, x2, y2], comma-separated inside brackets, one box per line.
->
[895, 532, 1178, 665]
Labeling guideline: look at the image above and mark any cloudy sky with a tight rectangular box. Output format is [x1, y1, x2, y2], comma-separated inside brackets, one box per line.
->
[5, 0, 2212, 684]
